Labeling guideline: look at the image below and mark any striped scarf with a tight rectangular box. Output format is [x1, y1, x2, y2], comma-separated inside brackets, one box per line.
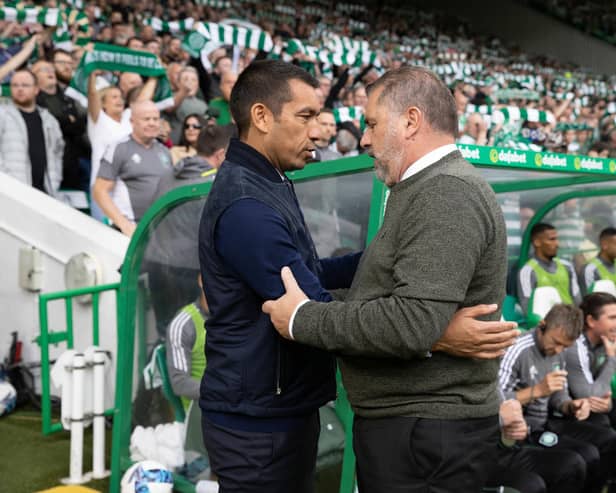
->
[494, 107, 555, 124]
[182, 22, 273, 56]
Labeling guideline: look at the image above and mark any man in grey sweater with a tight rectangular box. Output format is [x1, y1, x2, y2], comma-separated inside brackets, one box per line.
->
[264, 67, 511, 491]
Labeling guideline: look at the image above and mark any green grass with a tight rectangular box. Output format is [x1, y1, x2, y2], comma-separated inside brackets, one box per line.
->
[0, 408, 110, 493]
[0, 407, 344, 493]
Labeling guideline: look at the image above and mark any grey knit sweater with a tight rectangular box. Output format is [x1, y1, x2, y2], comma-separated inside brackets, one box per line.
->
[294, 150, 507, 419]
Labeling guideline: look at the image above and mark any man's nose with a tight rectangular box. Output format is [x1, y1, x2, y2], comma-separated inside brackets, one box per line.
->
[360, 132, 370, 149]
[308, 123, 321, 140]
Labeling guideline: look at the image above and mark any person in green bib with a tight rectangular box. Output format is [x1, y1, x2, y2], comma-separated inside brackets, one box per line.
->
[165, 276, 208, 411]
[582, 227, 616, 294]
[518, 222, 582, 315]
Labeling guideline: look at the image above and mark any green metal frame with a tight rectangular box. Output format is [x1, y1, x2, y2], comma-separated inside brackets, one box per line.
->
[109, 147, 616, 493]
[37, 282, 120, 435]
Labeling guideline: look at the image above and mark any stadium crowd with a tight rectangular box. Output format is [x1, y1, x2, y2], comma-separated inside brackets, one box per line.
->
[1, 1, 616, 492]
[0, 0, 615, 215]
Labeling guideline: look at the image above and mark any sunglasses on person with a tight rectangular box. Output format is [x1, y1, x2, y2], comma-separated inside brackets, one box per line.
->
[184, 123, 203, 130]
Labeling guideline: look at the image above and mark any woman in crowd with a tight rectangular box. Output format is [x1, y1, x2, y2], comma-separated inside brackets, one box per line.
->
[170, 114, 208, 165]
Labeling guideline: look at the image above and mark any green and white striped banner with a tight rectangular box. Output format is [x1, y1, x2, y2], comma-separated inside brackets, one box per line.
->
[333, 106, 364, 124]
[493, 107, 555, 124]
[286, 38, 377, 67]
[194, 0, 231, 8]
[143, 17, 196, 34]
[274, 4, 296, 16]
[182, 22, 273, 55]
[348, 19, 369, 33]
[303, 6, 326, 17]
[493, 88, 541, 102]
[335, 3, 368, 14]
[0, 6, 64, 27]
[323, 32, 371, 56]
[466, 104, 493, 115]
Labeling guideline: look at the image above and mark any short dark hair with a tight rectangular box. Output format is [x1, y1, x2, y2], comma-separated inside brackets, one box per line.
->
[367, 66, 458, 137]
[581, 292, 616, 323]
[196, 124, 234, 157]
[12, 68, 37, 86]
[544, 304, 584, 340]
[229, 60, 318, 138]
[213, 55, 231, 68]
[530, 222, 555, 241]
[125, 36, 142, 47]
[599, 227, 616, 241]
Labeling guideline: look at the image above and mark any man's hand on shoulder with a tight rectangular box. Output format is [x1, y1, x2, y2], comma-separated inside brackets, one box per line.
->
[263, 267, 309, 339]
[432, 304, 519, 359]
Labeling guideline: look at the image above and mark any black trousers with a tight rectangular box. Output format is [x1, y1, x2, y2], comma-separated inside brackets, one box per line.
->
[489, 443, 585, 493]
[201, 413, 319, 493]
[547, 418, 616, 493]
[353, 415, 499, 493]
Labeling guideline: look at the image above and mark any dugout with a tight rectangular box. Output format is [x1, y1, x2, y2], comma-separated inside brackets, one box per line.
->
[108, 145, 616, 493]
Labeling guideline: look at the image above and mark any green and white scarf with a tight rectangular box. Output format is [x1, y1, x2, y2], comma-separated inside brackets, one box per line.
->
[194, 0, 231, 7]
[493, 107, 555, 124]
[286, 38, 377, 67]
[143, 17, 196, 34]
[0, 6, 63, 26]
[182, 21, 273, 57]
[65, 43, 174, 109]
[333, 106, 365, 130]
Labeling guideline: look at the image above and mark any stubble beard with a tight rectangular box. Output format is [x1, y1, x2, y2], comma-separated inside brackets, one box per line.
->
[373, 125, 405, 187]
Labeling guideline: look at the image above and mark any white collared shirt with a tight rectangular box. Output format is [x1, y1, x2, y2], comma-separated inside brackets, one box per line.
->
[400, 143, 458, 182]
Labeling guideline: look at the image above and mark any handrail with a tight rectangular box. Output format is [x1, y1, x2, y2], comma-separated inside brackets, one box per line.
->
[37, 282, 120, 435]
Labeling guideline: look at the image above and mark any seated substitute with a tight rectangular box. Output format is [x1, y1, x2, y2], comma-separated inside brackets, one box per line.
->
[582, 227, 616, 294]
[517, 223, 582, 315]
[500, 304, 616, 493]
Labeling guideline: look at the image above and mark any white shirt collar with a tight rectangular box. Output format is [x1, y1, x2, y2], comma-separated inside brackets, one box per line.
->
[400, 144, 459, 182]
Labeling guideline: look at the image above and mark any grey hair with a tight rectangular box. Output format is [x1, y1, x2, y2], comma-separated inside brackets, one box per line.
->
[367, 66, 458, 138]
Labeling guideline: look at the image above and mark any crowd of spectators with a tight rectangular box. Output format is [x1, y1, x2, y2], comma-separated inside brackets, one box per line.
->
[0, 0, 615, 230]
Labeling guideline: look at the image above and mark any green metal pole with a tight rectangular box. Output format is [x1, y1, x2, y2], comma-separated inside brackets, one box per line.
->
[92, 291, 100, 346]
[38, 298, 52, 435]
[65, 297, 74, 349]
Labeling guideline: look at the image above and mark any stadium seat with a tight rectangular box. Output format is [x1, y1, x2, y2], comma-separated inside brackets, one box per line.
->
[527, 287, 562, 327]
[153, 344, 186, 423]
[502, 295, 525, 324]
[590, 280, 616, 296]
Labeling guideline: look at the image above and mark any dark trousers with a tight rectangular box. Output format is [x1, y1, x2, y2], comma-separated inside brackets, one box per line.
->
[353, 415, 499, 493]
[201, 413, 319, 493]
[489, 443, 585, 493]
[547, 418, 616, 493]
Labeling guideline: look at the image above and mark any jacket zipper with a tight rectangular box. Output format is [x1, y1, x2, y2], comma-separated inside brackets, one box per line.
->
[276, 338, 282, 395]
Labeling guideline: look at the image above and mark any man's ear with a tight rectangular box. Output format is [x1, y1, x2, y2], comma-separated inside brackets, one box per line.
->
[403, 106, 422, 139]
[250, 102, 271, 134]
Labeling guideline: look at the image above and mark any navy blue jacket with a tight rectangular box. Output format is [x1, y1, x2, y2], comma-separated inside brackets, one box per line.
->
[198, 139, 359, 431]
